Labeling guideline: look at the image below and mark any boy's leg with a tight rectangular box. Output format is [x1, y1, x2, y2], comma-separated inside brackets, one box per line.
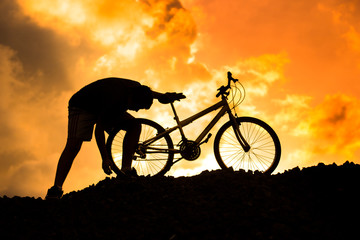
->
[54, 138, 83, 188]
[121, 121, 141, 172]
[51, 108, 95, 189]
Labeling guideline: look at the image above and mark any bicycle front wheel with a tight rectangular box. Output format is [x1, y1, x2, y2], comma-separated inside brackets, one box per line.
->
[214, 117, 281, 174]
[106, 118, 174, 177]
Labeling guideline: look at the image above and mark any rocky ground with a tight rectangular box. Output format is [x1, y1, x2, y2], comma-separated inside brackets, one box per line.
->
[1, 162, 359, 239]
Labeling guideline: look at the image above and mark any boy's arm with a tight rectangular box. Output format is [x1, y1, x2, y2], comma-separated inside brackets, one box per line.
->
[151, 91, 163, 99]
[152, 91, 186, 104]
[94, 122, 112, 175]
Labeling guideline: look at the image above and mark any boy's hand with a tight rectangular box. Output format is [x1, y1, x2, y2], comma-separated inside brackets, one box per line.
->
[102, 157, 113, 175]
[158, 92, 186, 104]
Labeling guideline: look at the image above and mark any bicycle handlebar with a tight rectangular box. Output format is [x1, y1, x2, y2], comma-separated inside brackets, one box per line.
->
[227, 71, 238, 85]
[216, 71, 238, 98]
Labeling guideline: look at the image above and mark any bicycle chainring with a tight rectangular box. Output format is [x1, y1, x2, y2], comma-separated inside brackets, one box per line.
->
[179, 140, 201, 161]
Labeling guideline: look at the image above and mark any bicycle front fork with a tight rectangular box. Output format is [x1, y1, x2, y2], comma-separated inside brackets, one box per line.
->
[230, 115, 251, 152]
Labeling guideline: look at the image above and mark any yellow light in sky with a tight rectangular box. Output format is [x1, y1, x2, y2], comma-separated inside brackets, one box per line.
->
[19, 0, 86, 25]
[116, 42, 141, 60]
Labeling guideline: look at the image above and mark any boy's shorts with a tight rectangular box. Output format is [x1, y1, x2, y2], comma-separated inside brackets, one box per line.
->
[67, 107, 134, 141]
[68, 107, 97, 141]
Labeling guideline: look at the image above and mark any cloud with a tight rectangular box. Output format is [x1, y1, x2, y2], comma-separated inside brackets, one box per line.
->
[299, 94, 360, 159]
[184, 0, 360, 100]
[269, 93, 360, 170]
[272, 94, 313, 133]
[0, 43, 70, 196]
[1, 0, 77, 91]
[0, 0, 90, 196]
[18, 0, 201, 86]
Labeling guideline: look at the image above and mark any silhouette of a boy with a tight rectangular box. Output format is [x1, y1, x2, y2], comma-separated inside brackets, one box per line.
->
[46, 78, 185, 199]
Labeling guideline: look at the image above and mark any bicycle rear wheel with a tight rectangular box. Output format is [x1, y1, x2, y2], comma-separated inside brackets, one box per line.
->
[214, 117, 281, 174]
[106, 118, 174, 177]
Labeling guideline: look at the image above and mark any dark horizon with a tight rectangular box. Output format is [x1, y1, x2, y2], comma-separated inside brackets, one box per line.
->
[1, 0, 360, 198]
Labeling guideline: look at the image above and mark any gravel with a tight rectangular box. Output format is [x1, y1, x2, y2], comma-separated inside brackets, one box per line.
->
[1, 161, 359, 239]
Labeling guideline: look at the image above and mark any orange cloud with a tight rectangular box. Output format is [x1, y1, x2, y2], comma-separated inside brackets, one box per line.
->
[269, 93, 360, 170]
[17, 0, 200, 86]
[301, 94, 360, 159]
[0, 43, 69, 196]
[184, 0, 360, 100]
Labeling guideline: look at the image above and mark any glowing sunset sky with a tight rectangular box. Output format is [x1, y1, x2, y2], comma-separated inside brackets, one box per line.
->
[1, 0, 359, 197]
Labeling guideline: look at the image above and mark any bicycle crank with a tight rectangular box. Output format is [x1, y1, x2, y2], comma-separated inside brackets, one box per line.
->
[179, 140, 201, 161]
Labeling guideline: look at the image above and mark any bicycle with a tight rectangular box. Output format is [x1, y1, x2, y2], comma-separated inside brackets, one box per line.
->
[106, 72, 281, 176]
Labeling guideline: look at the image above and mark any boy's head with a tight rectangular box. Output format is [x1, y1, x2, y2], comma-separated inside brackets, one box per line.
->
[128, 85, 153, 111]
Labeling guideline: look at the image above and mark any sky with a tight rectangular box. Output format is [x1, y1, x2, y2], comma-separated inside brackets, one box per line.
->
[1, 0, 359, 197]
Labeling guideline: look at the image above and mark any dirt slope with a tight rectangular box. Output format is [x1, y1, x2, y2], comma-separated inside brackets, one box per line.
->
[1, 162, 359, 239]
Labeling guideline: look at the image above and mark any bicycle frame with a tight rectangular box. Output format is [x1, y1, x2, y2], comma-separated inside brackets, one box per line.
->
[141, 96, 250, 156]
[107, 72, 281, 175]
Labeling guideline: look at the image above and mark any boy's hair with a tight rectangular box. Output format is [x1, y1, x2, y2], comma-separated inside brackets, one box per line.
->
[132, 85, 153, 109]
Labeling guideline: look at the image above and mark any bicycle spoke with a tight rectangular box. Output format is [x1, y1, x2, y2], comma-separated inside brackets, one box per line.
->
[108, 119, 173, 176]
[215, 117, 280, 173]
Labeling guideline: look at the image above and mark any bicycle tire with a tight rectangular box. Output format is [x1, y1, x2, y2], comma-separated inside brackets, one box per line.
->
[214, 117, 281, 174]
[106, 118, 174, 177]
